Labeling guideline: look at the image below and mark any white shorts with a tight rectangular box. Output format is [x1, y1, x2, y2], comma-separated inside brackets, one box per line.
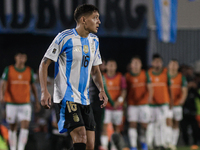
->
[127, 105, 150, 123]
[103, 109, 123, 125]
[6, 104, 32, 124]
[167, 108, 173, 119]
[150, 105, 169, 122]
[172, 106, 183, 121]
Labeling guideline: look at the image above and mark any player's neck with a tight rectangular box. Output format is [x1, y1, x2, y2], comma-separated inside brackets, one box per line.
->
[107, 71, 116, 77]
[131, 69, 141, 75]
[15, 63, 25, 70]
[75, 25, 89, 38]
[152, 68, 162, 73]
[169, 70, 178, 76]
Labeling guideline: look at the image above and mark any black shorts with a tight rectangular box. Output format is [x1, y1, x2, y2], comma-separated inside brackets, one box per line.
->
[54, 100, 96, 133]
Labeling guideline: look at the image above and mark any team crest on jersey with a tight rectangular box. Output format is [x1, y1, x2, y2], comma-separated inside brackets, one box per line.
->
[18, 74, 22, 79]
[83, 45, 89, 54]
[73, 113, 80, 122]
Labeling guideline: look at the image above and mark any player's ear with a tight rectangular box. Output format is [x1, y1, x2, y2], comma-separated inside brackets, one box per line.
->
[79, 16, 86, 24]
[82, 16, 86, 24]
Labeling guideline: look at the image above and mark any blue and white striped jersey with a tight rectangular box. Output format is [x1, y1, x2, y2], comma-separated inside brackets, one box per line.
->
[44, 28, 102, 105]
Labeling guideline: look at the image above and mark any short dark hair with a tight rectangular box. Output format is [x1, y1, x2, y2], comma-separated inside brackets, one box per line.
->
[106, 58, 116, 63]
[152, 53, 162, 60]
[74, 4, 99, 22]
[131, 55, 141, 62]
[170, 58, 179, 63]
[15, 51, 26, 57]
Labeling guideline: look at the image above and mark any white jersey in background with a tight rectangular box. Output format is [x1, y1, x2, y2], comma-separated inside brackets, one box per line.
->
[44, 28, 102, 105]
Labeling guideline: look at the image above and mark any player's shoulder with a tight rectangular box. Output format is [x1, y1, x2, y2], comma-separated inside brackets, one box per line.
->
[55, 29, 76, 45]
[116, 72, 123, 77]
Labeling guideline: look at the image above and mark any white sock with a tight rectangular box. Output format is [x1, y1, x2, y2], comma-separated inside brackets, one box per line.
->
[101, 135, 108, 149]
[146, 123, 154, 147]
[18, 129, 29, 150]
[128, 128, 137, 148]
[160, 119, 167, 147]
[154, 121, 162, 147]
[172, 129, 179, 146]
[165, 126, 172, 145]
[8, 130, 17, 150]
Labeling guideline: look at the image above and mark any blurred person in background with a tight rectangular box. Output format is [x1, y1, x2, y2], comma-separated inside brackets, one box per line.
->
[125, 56, 153, 150]
[101, 59, 127, 150]
[90, 59, 106, 150]
[0, 123, 9, 150]
[166, 59, 187, 150]
[147, 54, 172, 150]
[181, 66, 200, 150]
[0, 52, 40, 150]
[51, 107, 73, 150]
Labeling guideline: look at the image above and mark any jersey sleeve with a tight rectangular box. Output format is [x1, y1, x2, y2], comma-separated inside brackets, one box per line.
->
[1, 67, 9, 81]
[182, 75, 187, 87]
[93, 38, 102, 66]
[30, 69, 35, 84]
[44, 33, 64, 62]
[145, 71, 151, 83]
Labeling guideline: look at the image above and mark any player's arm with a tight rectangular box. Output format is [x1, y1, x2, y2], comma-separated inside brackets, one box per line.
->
[91, 65, 108, 108]
[0, 67, 9, 103]
[146, 72, 153, 104]
[0, 80, 7, 103]
[167, 73, 173, 109]
[115, 76, 127, 108]
[147, 83, 153, 104]
[179, 76, 188, 105]
[39, 57, 53, 109]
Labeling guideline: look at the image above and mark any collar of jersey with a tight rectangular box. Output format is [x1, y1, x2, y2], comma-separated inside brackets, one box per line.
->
[152, 69, 163, 76]
[73, 28, 89, 39]
[169, 72, 178, 78]
[130, 71, 141, 76]
[14, 66, 26, 72]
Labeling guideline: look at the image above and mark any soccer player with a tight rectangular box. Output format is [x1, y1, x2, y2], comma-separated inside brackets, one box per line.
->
[148, 54, 172, 150]
[126, 56, 153, 150]
[101, 59, 126, 150]
[0, 52, 40, 150]
[39, 4, 108, 150]
[167, 59, 187, 149]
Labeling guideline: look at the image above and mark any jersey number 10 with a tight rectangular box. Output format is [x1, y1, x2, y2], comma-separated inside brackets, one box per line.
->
[82, 55, 89, 67]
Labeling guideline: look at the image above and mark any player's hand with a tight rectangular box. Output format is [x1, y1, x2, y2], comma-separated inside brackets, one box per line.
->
[41, 90, 51, 109]
[114, 101, 121, 109]
[99, 91, 108, 108]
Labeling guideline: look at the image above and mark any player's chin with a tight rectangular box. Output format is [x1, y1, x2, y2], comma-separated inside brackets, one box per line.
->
[91, 29, 98, 34]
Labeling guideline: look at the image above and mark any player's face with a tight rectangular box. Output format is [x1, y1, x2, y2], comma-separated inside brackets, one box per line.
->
[15, 54, 27, 64]
[130, 58, 142, 72]
[99, 60, 106, 72]
[152, 58, 163, 70]
[84, 11, 101, 33]
[168, 61, 179, 72]
[106, 61, 117, 73]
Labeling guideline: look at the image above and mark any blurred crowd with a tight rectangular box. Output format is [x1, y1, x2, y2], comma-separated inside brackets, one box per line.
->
[1, 53, 200, 150]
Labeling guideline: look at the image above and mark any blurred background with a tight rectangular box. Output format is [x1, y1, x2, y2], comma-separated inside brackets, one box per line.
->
[0, 0, 200, 150]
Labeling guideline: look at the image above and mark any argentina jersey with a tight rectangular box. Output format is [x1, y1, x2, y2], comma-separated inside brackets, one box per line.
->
[44, 28, 102, 105]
